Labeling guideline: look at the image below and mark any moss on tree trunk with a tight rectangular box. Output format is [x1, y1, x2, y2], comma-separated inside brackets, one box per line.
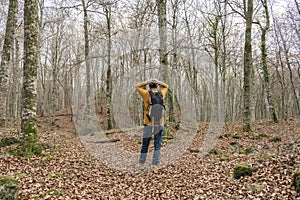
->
[243, 0, 254, 132]
[0, 0, 18, 127]
[20, 0, 42, 156]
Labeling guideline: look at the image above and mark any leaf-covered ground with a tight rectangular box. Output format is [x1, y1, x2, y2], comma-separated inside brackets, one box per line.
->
[0, 117, 300, 199]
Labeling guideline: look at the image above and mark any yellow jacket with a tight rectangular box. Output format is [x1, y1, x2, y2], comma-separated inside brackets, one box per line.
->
[135, 81, 168, 126]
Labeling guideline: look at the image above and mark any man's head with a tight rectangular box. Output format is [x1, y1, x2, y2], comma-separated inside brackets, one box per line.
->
[148, 79, 158, 88]
[149, 82, 158, 88]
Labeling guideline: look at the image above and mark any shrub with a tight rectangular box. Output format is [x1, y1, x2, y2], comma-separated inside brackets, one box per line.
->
[233, 163, 253, 179]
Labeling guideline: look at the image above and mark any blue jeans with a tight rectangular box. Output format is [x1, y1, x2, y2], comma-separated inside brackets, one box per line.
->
[139, 126, 164, 165]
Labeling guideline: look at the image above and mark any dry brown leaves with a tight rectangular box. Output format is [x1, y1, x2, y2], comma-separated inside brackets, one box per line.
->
[0, 119, 299, 199]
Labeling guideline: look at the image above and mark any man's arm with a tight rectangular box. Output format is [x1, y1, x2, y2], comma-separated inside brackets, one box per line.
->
[135, 81, 149, 99]
[158, 81, 168, 98]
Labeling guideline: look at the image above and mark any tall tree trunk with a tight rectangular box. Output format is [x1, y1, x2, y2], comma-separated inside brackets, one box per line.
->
[277, 21, 300, 117]
[0, 0, 18, 127]
[243, 0, 254, 131]
[157, 0, 175, 123]
[82, 0, 91, 119]
[272, 17, 287, 120]
[183, 0, 199, 121]
[258, 0, 278, 122]
[211, 15, 221, 122]
[21, 0, 42, 155]
[221, 0, 228, 122]
[105, 6, 114, 130]
[157, 0, 168, 78]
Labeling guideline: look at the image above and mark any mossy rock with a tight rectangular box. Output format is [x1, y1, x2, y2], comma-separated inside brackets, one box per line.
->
[233, 163, 253, 179]
[0, 137, 19, 147]
[0, 175, 19, 200]
[293, 172, 300, 193]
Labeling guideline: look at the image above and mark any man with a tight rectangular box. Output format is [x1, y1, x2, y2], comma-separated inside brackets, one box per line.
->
[135, 79, 168, 172]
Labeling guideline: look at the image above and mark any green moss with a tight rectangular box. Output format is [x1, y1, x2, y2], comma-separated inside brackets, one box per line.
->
[245, 147, 255, 155]
[59, 134, 72, 140]
[233, 163, 253, 179]
[5, 141, 42, 157]
[232, 132, 240, 139]
[0, 175, 17, 186]
[248, 184, 264, 192]
[164, 126, 174, 139]
[16, 174, 27, 179]
[0, 175, 19, 200]
[220, 157, 229, 161]
[5, 147, 23, 157]
[257, 133, 268, 138]
[0, 137, 19, 147]
[229, 141, 242, 148]
[46, 189, 60, 198]
[209, 148, 221, 155]
[293, 172, 300, 193]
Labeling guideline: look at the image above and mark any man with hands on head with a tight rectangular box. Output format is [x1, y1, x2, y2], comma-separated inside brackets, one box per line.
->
[135, 79, 168, 172]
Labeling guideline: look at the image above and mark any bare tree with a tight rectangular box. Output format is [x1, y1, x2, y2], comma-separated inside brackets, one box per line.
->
[104, 5, 114, 130]
[255, 0, 278, 122]
[81, 0, 92, 120]
[243, 0, 254, 131]
[0, 0, 18, 127]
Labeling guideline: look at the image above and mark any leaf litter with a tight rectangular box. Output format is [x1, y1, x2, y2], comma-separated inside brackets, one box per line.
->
[0, 118, 299, 199]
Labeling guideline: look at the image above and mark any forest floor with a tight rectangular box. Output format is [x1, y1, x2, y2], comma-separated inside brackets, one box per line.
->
[0, 111, 300, 199]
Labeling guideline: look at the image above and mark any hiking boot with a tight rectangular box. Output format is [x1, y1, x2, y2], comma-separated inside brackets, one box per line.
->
[138, 163, 145, 171]
[151, 165, 159, 173]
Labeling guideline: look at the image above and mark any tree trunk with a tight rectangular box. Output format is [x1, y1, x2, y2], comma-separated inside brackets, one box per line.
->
[105, 6, 114, 130]
[212, 15, 220, 122]
[21, 0, 42, 155]
[82, 0, 91, 119]
[0, 0, 18, 127]
[243, 0, 254, 132]
[157, 0, 168, 78]
[183, 0, 199, 121]
[157, 0, 175, 123]
[259, 0, 278, 122]
[277, 20, 300, 117]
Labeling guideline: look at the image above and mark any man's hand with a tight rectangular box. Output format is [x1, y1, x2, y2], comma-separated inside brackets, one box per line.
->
[147, 79, 158, 85]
